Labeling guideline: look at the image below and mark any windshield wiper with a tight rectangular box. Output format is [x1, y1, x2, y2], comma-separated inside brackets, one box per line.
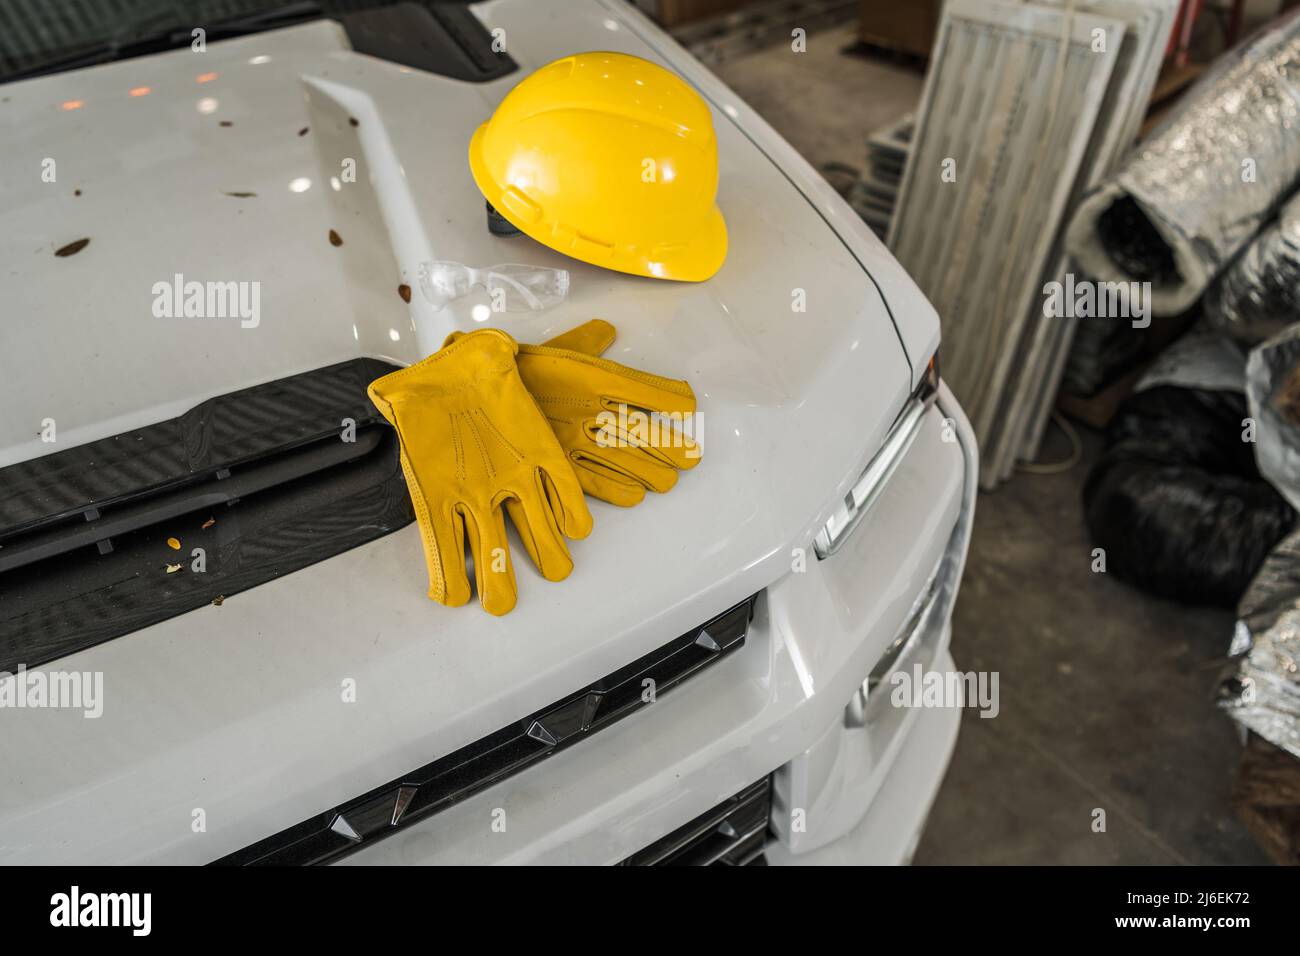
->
[5, 1, 323, 82]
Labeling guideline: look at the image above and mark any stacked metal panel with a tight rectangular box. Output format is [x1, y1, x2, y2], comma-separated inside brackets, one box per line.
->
[888, 0, 1177, 488]
[993, 0, 1179, 482]
[889, 0, 1124, 485]
[851, 113, 914, 240]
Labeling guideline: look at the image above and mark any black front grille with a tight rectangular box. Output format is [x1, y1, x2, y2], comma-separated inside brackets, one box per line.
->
[622, 777, 772, 866]
[0, 358, 412, 672]
[213, 596, 756, 865]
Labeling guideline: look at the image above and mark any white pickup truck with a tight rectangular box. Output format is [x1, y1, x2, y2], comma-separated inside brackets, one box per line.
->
[0, 0, 975, 865]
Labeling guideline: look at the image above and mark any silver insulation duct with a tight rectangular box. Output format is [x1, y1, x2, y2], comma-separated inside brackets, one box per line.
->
[1067, 10, 1300, 315]
[1246, 323, 1300, 513]
[1205, 191, 1300, 346]
[1219, 525, 1300, 759]
[1219, 325, 1300, 757]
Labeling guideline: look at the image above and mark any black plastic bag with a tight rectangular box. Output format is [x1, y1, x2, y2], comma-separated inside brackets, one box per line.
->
[1083, 386, 1296, 607]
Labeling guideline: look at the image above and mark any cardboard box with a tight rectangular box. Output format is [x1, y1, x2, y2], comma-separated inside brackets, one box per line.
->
[637, 0, 756, 27]
[858, 0, 942, 58]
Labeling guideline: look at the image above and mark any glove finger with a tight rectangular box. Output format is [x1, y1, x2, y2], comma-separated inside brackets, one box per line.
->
[395, 444, 471, 607]
[505, 490, 574, 582]
[657, 434, 702, 471]
[425, 497, 472, 608]
[443, 319, 615, 356]
[570, 458, 647, 507]
[517, 345, 695, 421]
[597, 367, 697, 422]
[540, 463, 593, 540]
[579, 444, 680, 495]
[648, 427, 702, 471]
[591, 414, 701, 472]
[572, 362, 701, 469]
[540, 319, 616, 356]
[458, 502, 516, 617]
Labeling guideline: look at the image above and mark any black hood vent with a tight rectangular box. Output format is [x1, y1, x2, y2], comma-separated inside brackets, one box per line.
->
[0, 358, 412, 672]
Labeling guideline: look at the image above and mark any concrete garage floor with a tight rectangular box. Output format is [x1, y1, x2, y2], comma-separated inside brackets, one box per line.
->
[712, 23, 1268, 865]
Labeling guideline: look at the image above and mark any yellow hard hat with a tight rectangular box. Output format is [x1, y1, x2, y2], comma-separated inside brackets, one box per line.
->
[468, 51, 728, 282]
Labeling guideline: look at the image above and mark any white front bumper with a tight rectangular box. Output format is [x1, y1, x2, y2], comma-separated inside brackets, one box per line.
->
[766, 645, 961, 866]
[342, 384, 976, 865]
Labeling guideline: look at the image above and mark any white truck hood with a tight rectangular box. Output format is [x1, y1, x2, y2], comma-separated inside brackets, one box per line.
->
[0, 0, 937, 862]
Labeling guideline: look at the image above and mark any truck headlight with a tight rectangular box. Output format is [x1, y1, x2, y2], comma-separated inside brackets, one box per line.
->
[813, 354, 940, 558]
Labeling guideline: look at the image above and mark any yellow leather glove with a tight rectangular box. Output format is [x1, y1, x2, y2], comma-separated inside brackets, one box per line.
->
[447, 320, 701, 507]
[368, 329, 592, 616]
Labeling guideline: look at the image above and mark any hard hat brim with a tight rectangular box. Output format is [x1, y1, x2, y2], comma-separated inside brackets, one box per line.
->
[468, 123, 727, 283]
[658, 205, 728, 283]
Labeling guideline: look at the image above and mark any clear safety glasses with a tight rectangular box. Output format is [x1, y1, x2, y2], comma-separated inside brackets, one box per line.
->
[418, 261, 569, 312]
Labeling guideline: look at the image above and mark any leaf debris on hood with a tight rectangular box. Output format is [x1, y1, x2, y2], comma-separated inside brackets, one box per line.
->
[165, 563, 182, 574]
[329, 229, 343, 247]
[298, 126, 309, 136]
[398, 284, 411, 303]
[167, 537, 181, 550]
[54, 238, 90, 257]
[201, 517, 216, 529]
